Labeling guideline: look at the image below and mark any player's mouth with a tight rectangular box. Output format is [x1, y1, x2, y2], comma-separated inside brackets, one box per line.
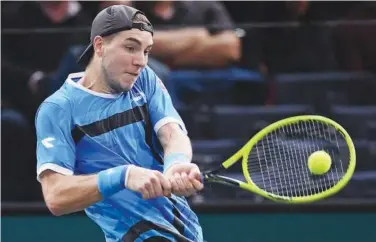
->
[127, 72, 139, 77]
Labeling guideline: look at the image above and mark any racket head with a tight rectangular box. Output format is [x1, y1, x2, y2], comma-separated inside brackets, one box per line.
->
[240, 115, 356, 203]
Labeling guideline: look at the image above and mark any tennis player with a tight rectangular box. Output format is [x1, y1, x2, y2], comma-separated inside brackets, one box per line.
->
[35, 5, 204, 242]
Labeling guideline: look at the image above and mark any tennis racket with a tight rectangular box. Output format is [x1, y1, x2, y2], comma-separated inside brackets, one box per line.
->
[200, 115, 356, 203]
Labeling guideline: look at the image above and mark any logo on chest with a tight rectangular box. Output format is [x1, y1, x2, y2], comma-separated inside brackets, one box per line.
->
[132, 91, 146, 102]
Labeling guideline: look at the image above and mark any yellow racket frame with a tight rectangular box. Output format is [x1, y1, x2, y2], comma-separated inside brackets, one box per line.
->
[220, 115, 356, 203]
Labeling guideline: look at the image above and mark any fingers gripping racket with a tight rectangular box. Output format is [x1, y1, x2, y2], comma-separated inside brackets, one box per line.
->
[200, 115, 356, 203]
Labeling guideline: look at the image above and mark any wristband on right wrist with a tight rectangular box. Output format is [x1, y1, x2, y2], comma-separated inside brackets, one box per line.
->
[163, 153, 190, 173]
[97, 165, 129, 199]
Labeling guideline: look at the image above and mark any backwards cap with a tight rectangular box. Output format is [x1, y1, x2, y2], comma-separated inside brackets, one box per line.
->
[77, 5, 153, 64]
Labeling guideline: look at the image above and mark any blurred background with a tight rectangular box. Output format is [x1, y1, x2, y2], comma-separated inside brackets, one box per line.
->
[1, 1, 376, 242]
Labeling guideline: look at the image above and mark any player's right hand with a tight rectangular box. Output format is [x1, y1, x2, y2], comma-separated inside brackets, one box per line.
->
[126, 166, 172, 199]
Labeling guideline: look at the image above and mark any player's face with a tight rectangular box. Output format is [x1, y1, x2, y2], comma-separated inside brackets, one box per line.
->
[101, 29, 153, 92]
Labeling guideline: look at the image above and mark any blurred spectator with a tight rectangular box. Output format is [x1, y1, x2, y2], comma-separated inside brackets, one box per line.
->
[80, 1, 132, 18]
[2, 1, 92, 119]
[260, 1, 363, 22]
[1, 106, 39, 201]
[222, 1, 266, 23]
[333, 3, 376, 73]
[132, 1, 265, 106]
[304, 1, 365, 21]
[134, 1, 241, 69]
[260, 1, 338, 73]
[332, 3, 376, 105]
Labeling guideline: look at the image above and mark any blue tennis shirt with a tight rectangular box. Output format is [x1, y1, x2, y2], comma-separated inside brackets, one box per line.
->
[35, 66, 203, 242]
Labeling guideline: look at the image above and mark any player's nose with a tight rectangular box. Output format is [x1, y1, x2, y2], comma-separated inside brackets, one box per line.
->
[133, 53, 147, 68]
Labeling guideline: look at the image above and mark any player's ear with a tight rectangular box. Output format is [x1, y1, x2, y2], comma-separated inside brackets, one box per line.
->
[93, 36, 104, 58]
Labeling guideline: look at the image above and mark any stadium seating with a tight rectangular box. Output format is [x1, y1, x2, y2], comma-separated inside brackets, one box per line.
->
[177, 104, 214, 139]
[273, 72, 376, 113]
[192, 139, 242, 157]
[191, 139, 244, 170]
[168, 67, 267, 106]
[349, 140, 376, 171]
[210, 104, 314, 139]
[329, 105, 376, 173]
[329, 105, 376, 140]
[179, 104, 315, 140]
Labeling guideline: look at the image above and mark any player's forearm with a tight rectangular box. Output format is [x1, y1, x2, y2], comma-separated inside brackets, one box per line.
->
[170, 30, 241, 68]
[42, 172, 102, 216]
[163, 130, 192, 160]
[158, 123, 192, 162]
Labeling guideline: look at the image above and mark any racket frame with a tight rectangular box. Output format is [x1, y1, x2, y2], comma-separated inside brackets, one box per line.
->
[202, 115, 356, 203]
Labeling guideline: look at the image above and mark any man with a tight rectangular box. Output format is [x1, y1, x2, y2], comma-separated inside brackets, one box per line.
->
[260, 1, 337, 73]
[134, 1, 241, 69]
[35, 5, 204, 242]
[47, 1, 170, 96]
[2, 1, 92, 106]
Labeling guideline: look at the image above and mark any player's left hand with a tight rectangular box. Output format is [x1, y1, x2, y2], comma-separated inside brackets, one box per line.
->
[164, 163, 204, 197]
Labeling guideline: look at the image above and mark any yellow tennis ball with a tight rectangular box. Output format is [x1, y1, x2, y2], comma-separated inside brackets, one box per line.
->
[308, 150, 332, 175]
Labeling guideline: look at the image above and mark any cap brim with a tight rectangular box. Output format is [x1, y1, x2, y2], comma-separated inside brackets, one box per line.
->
[77, 43, 94, 65]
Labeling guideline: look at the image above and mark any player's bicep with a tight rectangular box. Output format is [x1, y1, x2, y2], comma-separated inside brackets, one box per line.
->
[157, 122, 186, 148]
[39, 170, 65, 196]
[35, 102, 76, 181]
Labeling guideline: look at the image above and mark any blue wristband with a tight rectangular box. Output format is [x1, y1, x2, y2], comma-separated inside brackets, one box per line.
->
[97, 165, 128, 198]
[164, 153, 190, 173]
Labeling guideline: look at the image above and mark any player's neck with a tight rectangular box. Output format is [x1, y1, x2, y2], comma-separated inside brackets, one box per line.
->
[79, 66, 116, 94]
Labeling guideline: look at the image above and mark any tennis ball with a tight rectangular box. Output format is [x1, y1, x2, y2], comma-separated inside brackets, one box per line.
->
[308, 150, 332, 175]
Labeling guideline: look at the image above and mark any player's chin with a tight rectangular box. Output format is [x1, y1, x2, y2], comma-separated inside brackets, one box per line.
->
[120, 77, 137, 91]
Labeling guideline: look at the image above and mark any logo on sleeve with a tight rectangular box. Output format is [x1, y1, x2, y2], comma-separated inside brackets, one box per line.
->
[157, 78, 169, 96]
[42, 137, 55, 148]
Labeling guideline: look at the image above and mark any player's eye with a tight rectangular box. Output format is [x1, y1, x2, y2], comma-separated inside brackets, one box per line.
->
[144, 48, 152, 56]
[125, 46, 135, 52]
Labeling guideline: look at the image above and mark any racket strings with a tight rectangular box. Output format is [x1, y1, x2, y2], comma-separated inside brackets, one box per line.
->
[247, 120, 350, 198]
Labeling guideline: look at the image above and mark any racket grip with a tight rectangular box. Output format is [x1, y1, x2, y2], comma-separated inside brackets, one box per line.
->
[200, 173, 205, 184]
[200, 173, 209, 184]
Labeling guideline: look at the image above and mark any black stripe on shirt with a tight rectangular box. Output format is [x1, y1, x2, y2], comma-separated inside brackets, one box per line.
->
[169, 197, 186, 236]
[71, 104, 147, 143]
[71, 103, 164, 164]
[122, 220, 192, 242]
[136, 103, 164, 164]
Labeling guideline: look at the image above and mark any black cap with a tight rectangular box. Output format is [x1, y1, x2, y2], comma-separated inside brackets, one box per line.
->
[77, 5, 154, 65]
